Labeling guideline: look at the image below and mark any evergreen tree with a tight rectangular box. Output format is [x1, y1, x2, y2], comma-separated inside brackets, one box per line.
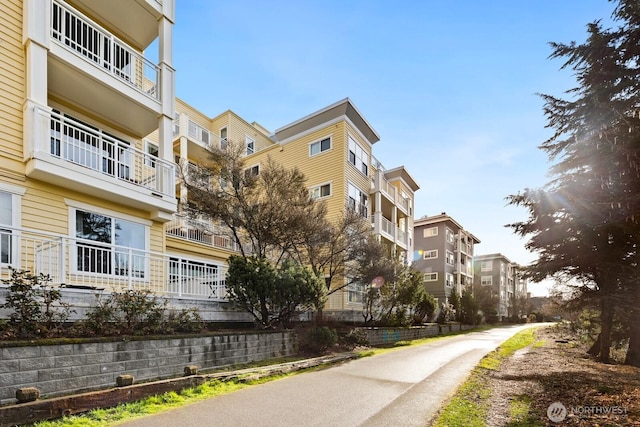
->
[507, 0, 640, 364]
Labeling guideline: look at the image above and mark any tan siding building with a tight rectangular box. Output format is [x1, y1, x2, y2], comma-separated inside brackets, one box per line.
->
[1, 1, 419, 321]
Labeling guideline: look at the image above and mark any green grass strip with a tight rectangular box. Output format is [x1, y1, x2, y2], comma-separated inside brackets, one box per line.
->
[432, 327, 541, 427]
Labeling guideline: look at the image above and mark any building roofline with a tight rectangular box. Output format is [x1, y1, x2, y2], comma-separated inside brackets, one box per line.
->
[384, 166, 420, 191]
[414, 213, 481, 243]
[272, 98, 380, 144]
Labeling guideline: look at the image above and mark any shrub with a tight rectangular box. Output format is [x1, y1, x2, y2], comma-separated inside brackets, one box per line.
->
[0, 268, 73, 338]
[166, 308, 205, 333]
[303, 326, 337, 353]
[226, 256, 326, 328]
[83, 290, 200, 336]
[341, 328, 368, 347]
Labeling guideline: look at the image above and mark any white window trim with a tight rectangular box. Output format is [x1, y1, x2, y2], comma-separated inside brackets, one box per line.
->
[445, 273, 454, 287]
[66, 200, 151, 276]
[64, 199, 152, 226]
[244, 163, 260, 177]
[347, 281, 365, 304]
[0, 186, 25, 268]
[309, 181, 332, 200]
[218, 126, 228, 150]
[423, 249, 438, 259]
[245, 135, 255, 155]
[423, 227, 438, 237]
[481, 276, 493, 286]
[446, 227, 455, 244]
[446, 250, 455, 266]
[347, 181, 368, 218]
[424, 272, 438, 282]
[309, 136, 332, 157]
[348, 135, 369, 176]
[481, 261, 493, 272]
[144, 139, 158, 167]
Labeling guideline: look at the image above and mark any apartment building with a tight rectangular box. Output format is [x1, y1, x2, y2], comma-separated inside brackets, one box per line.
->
[0, 1, 418, 322]
[166, 98, 419, 321]
[473, 253, 529, 320]
[1, 0, 179, 288]
[413, 213, 480, 304]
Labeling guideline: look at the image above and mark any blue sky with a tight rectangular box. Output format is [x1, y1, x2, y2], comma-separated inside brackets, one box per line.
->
[170, 1, 617, 296]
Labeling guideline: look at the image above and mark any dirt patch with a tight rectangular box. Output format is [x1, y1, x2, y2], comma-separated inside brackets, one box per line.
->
[486, 324, 640, 426]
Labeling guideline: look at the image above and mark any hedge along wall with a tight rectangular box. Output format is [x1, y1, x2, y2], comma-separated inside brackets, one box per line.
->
[0, 331, 296, 404]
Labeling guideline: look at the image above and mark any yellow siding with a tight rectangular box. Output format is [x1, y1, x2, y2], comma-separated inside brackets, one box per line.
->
[249, 122, 349, 222]
[0, 0, 25, 164]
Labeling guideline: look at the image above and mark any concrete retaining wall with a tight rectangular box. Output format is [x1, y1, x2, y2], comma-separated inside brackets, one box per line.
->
[0, 331, 296, 404]
[358, 323, 474, 346]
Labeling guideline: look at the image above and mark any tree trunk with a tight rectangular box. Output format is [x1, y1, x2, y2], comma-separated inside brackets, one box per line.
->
[599, 296, 614, 364]
[587, 333, 601, 356]
[625, 284, 640, 367]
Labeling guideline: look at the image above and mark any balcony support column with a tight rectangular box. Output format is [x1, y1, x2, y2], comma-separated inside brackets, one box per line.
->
[23, 0, 50, 162]
[179, 136, 189, 207]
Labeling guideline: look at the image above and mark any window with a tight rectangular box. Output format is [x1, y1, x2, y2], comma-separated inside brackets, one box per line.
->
[424, 273, 438, 282]
[348, 136, 369, 176]
[245, 136, 255, 155]
[348, 281, 365, 304]
[310, 183, 331, 200]
[220, 127, 228, 150]
[446, 250, 455, 265]
[423, 249, 438, 259]
[0, 192, 15, 265]
[446, 228, 455, 244]
[310, 137, 331, 156]
[244, 164, 260, 178]
[74, 209, 147, 277]
[347, 182, 368, 217]
[144, 141, 158, 168]
[423, 227, 438, 237]
[481, 261, 493, 272]
[445, 273, 454, 287]
[481, 276, 493, 286]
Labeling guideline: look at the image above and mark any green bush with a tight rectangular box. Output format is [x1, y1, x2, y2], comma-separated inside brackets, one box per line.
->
[83, 290, 202, 337]
[303, 326, 337, 353]
[166, 308, 205, 333]
[0, 268, 73, 338]
[341, 328, 368, 347]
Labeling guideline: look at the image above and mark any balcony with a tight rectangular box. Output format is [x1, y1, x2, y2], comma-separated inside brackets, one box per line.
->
[173, 116, 228, 163]
[25, 106, 176, 221]
[165, 216, 245, 253]
[67, 0, 171, 51]
[371, 170, 410, 215]
[371, 212, 409, 250]
[47, 0, 163, 136]
[0, 226, 227, 301]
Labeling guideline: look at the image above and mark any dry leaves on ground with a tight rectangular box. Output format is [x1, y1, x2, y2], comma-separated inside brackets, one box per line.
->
[486, 324, 640, 426]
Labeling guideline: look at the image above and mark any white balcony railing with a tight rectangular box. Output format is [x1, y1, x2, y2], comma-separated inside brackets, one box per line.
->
[0, 226, 227, 300]
[165, 216, 244, 253]
[51, 0, 160, 100]
[371, 170, 410, 214]
[371, 213, 409, 248]
[174, 119, 228, 151]
[37, 107, 175, 197]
